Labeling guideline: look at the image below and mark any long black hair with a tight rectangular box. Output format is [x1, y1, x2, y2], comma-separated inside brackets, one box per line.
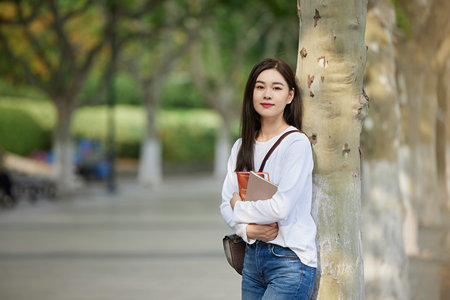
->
[235, 58, 303, 172]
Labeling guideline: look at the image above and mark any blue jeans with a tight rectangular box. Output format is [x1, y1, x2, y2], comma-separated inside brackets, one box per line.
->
[242, 241, 316, 300]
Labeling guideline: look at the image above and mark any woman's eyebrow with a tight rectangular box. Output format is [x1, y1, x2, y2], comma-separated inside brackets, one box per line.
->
[255, 80, 285, 86]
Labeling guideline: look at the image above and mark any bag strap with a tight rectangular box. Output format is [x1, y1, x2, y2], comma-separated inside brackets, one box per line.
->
[258, 130, 302, 172]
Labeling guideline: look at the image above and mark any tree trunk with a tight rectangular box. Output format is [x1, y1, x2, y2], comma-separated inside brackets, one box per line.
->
[397, 71, 420, 256]
[52, 97, 77, 195]
[436, 62, 449, 213]
[296, 1, 368, 298]
[419, 75, 441, 226]
[445, 61, 450, 211]
[398, 47, 441, 227]
[397, 0, 450, 228]
[213, 88, 234, 179]
[361, 1, 409, 299]
[138, 80, 162, 187]
[444, 61, 450, 254]
[214, 114, 232, 179]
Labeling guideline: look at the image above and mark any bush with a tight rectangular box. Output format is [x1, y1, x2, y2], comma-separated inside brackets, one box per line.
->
[0, 96, 55, 131]
[0, 97, 226, 165]
[73, 106, 221, 163]
[0, 107, 51, 155]
[158, 109, 219, 163]
[72, 105, 145, 158]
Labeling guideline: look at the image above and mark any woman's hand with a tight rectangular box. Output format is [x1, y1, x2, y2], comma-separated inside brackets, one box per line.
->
[230, 192, 242, 210]
[246, 223, 279, 242]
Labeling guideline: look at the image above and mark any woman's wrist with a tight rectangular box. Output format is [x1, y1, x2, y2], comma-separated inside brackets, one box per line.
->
[230, 192, 242, 210]
[246, 224, 255, 239]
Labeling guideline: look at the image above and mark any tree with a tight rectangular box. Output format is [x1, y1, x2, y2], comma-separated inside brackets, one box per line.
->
[127, 0, 200, 187]
[296, 0, 368, 298]
[395, 0, 450, 256]
[0, 0, 112, 194]
[0, 0, 176, 193]
[191, 0, 299, 178]
[361, 0, 409, 298]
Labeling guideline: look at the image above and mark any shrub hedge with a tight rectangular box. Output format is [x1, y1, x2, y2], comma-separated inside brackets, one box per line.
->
[0, 97, 233, 164]
[0, 106, 51, 155]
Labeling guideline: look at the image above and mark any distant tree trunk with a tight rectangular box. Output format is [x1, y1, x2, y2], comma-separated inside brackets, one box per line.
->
[296, 1, 368, 298]
[443, 61, 450, 253]
[190, 8, 282, 179]
[214, 119, 232, 179]
[190, 41, 237, 179]
[53, 97, 77, 194]
[418, 75, 441, 225]
[135, 1, 198, 186]
[213, 89, 235, 179]
[436, 62, 449, 213]
[444, 62, 450, 210]
[138, 79, 163, 187]
[361, 1, 409, 299]
[397, 70, 420, 256]
[396, 0, 450, 229]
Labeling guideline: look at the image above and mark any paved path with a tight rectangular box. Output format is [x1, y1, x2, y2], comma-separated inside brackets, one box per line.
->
[1, 175, 449, 299]
[0, 176, 241, 300]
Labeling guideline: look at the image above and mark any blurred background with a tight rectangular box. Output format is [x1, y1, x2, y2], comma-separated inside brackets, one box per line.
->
[0, 0, 449, 299]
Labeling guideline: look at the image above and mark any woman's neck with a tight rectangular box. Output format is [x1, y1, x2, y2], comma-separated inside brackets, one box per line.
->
[257, 119, 290, 142]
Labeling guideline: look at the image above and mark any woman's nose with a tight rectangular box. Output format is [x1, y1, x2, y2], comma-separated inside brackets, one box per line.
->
[263, 89, 272, 99]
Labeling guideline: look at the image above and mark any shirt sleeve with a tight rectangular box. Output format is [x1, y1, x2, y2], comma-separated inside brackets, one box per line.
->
[219, 140, 255, 244]
[232, 138, 313, 224]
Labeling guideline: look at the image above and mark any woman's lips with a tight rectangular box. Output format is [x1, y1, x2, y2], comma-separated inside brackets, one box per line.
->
[261, 103, 274, 108]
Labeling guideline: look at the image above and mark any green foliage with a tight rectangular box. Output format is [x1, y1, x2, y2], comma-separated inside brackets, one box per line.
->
[0, 96, 55, 131]
[114, 73, 143, 105]
[79, 70, 207, 108]
[390, 0, 412, 38]
[161, 72, 206, 108]
[0, 106, 51, 155]
[0, 80, 47, 100]
[78, 72, 143, 105]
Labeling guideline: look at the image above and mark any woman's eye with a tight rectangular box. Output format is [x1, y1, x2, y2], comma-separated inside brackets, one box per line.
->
[274, 86, 282, 90]
[256, 85, 264, 89]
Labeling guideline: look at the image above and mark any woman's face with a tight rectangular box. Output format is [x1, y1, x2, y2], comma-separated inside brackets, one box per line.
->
[252, 68, 294, 123]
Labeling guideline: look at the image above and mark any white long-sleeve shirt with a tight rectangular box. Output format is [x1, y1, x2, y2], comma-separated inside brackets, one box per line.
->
[220, 126, 317, 268]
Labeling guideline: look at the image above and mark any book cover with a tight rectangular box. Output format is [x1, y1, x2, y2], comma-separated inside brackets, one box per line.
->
[236, 171, 269, 201]
[245, 171, 278, 202]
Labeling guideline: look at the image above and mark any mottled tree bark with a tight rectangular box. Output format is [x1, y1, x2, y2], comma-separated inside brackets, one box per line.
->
[296, 1, 368, 298]
[397, 0, 450, 229]
[361, 1, 409, 299]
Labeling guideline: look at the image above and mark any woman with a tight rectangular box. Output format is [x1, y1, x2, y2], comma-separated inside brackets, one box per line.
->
[220, 58, 317, 299]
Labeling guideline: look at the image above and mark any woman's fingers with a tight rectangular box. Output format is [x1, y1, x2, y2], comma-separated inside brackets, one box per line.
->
[246, 223, 279, 241]
[260, 223, 279, 241]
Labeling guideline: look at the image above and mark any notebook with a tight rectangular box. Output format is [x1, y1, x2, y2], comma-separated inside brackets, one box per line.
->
[245, 171, 278, 201]
[236, 171, 269, 201]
